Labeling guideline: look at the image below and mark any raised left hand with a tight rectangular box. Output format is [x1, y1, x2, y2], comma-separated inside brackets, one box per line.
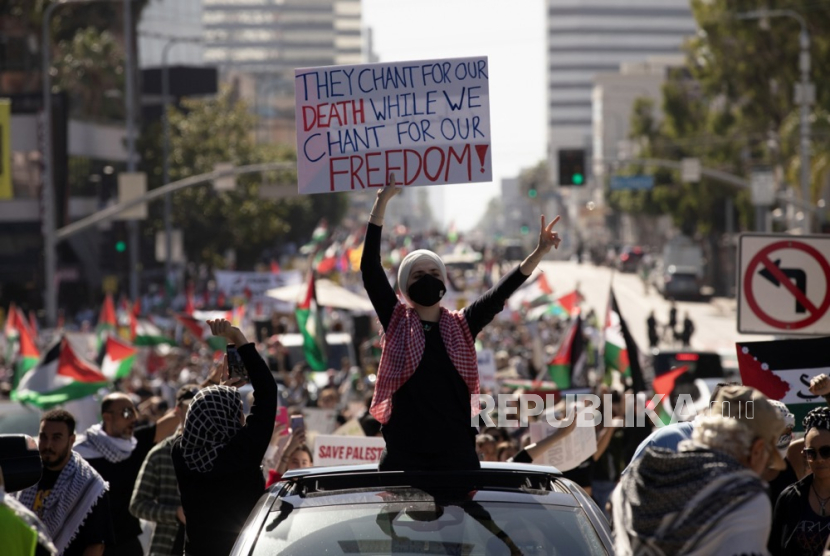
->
[536, 215, 562, 254]
[810, 374, 830, 397]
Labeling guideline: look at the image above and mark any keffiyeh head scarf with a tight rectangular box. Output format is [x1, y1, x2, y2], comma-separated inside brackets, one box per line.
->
[180, 385, 243, 473]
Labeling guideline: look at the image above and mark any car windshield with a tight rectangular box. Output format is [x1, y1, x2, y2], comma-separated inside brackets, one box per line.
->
[250, 500, 606, 555]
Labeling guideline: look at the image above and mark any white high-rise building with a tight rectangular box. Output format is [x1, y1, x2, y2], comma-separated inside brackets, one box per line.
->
[202, 0, 362, 144]
[202, 0, 362, 71]
[139, 0, 205, 67]
[546, 0, 696, 179]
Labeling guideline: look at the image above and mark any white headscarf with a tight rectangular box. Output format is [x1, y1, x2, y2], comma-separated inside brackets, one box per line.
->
[397, 250, 447, 298]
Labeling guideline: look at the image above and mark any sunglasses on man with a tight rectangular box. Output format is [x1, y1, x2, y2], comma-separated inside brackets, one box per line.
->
[803, 446, 830, 461]
[107, 406, 138, 420]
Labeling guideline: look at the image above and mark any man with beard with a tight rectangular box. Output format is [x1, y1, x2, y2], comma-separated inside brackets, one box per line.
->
[75, 394, 180, 556]
[15, 409, 112, 556]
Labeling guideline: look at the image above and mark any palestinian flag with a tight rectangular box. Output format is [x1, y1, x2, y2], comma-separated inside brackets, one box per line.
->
[97, 335, 137, 381]
[737, 336, 830, 431]
[508, 273, 554, 310]
[4, 302, 19, 361]
[184, 285, 195, 316]
[301, 218, 329, 254]
[556, 290, 583, 316]
[28, 311, 38, 337]
[604, 289, 647, 393]
[12, 311, 40, 390]
[96, 294, 117, 348]
[296, 272, 327, 371]
[133, 319, 175, 346]
[650, 365, 691, 426]
[12, 337, 108, 409]
[546, 315, 586, 389]
[175, 314, 226, 351]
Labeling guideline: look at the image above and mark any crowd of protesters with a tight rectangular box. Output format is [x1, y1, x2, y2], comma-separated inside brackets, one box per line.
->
[2, 189, 830, 555]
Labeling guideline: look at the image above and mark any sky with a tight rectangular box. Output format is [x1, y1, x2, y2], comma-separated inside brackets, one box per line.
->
[362, 0, 547, 231]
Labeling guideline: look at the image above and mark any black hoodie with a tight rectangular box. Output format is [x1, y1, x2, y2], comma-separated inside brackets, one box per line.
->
[172, 343, 277, 555]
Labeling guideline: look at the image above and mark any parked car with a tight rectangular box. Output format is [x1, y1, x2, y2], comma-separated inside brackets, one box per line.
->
[661, 266, 705, 300]
[231, 462, 614, 555]
[617, 246, 645, 273]
[654, 236, 711, 300]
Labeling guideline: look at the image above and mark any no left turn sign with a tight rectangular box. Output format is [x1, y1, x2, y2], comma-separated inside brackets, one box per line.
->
[738, 234, 830, 335]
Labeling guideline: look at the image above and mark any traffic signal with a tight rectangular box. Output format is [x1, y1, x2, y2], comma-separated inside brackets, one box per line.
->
[528, 188, 537, 198]
[115, 240, 126, 253]
[558, 149, 586, 186]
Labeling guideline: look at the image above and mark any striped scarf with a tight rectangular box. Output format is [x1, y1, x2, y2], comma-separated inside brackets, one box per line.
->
[618, 446, 767, 555]
[15, 451, 108, 555]
[370, 303, 480, 425]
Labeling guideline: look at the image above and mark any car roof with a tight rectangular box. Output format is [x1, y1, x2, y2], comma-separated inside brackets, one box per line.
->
[272, 462, 581, 509]
[281, 461, 563, 479]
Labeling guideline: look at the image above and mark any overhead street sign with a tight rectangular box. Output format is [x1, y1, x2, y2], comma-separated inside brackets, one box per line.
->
[609, 175, 654, 191]
[738, 233, 830, 335]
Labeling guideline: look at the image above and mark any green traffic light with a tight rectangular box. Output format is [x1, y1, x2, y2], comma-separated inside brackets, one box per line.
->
[115, 241, 126, 252]
[572, 173, 584, 185]
[528, 189, 537, 198]
[521, 226, 529, 235]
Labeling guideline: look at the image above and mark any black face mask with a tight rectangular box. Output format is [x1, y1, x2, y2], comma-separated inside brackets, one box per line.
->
[407, 274, 446, 307]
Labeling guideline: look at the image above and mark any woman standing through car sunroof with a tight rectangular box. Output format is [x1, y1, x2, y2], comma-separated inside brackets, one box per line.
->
[361, 174, 563, 471]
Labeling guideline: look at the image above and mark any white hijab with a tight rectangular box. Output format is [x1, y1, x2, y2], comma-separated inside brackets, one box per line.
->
[397, 250, 447, 300]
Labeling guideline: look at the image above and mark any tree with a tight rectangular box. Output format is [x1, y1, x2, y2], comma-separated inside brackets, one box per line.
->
[137, 87, 348, 269]
[610, 0, 830, 236]
[53, 28, 124, 119]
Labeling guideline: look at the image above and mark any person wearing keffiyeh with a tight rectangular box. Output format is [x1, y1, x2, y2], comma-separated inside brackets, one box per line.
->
[360, 173, 562, 471]
[171, 319, 277, 556]
[15, 409, 112, 556]
[74, 392, 181, 556]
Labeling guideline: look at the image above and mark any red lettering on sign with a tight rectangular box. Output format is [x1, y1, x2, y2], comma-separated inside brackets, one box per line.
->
[303, 99, 366, 132]
[328, 144, 477, 192]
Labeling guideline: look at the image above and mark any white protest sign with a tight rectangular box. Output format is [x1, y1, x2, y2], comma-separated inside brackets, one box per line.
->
[214, 270, 302, 299]
[294, 56, 492, 194]
[529, 417, 597, 472]
[477, 348, 497, 390]
[333, 418, 365, 437]
[314, 434, 386, 466]
[302, 407, 338, 435]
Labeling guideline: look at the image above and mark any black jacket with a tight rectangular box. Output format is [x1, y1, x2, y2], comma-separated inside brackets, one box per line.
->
[172, 343, 277, 556]
[769, 473, 830, 556]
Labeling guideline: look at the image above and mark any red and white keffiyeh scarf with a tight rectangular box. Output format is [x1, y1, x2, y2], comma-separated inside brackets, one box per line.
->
[371, 303, 480, 424]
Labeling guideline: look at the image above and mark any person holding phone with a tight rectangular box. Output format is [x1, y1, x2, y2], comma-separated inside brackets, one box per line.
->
[171, 319, 277, 556]
[265, 420, 313, 488]
[361, 174, 562, 471]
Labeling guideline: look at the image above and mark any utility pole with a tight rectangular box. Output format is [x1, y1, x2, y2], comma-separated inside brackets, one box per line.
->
[737, 9, 813, 232]
[124, 0, 139, 301]
[42, 0, 124, 326]
[161, 36, 201, 283]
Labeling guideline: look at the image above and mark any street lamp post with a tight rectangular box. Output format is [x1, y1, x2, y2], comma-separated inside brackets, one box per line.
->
[737, 9, 813, 232]
[161, 36, 201, 282]
[42, 0, 125, 327]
